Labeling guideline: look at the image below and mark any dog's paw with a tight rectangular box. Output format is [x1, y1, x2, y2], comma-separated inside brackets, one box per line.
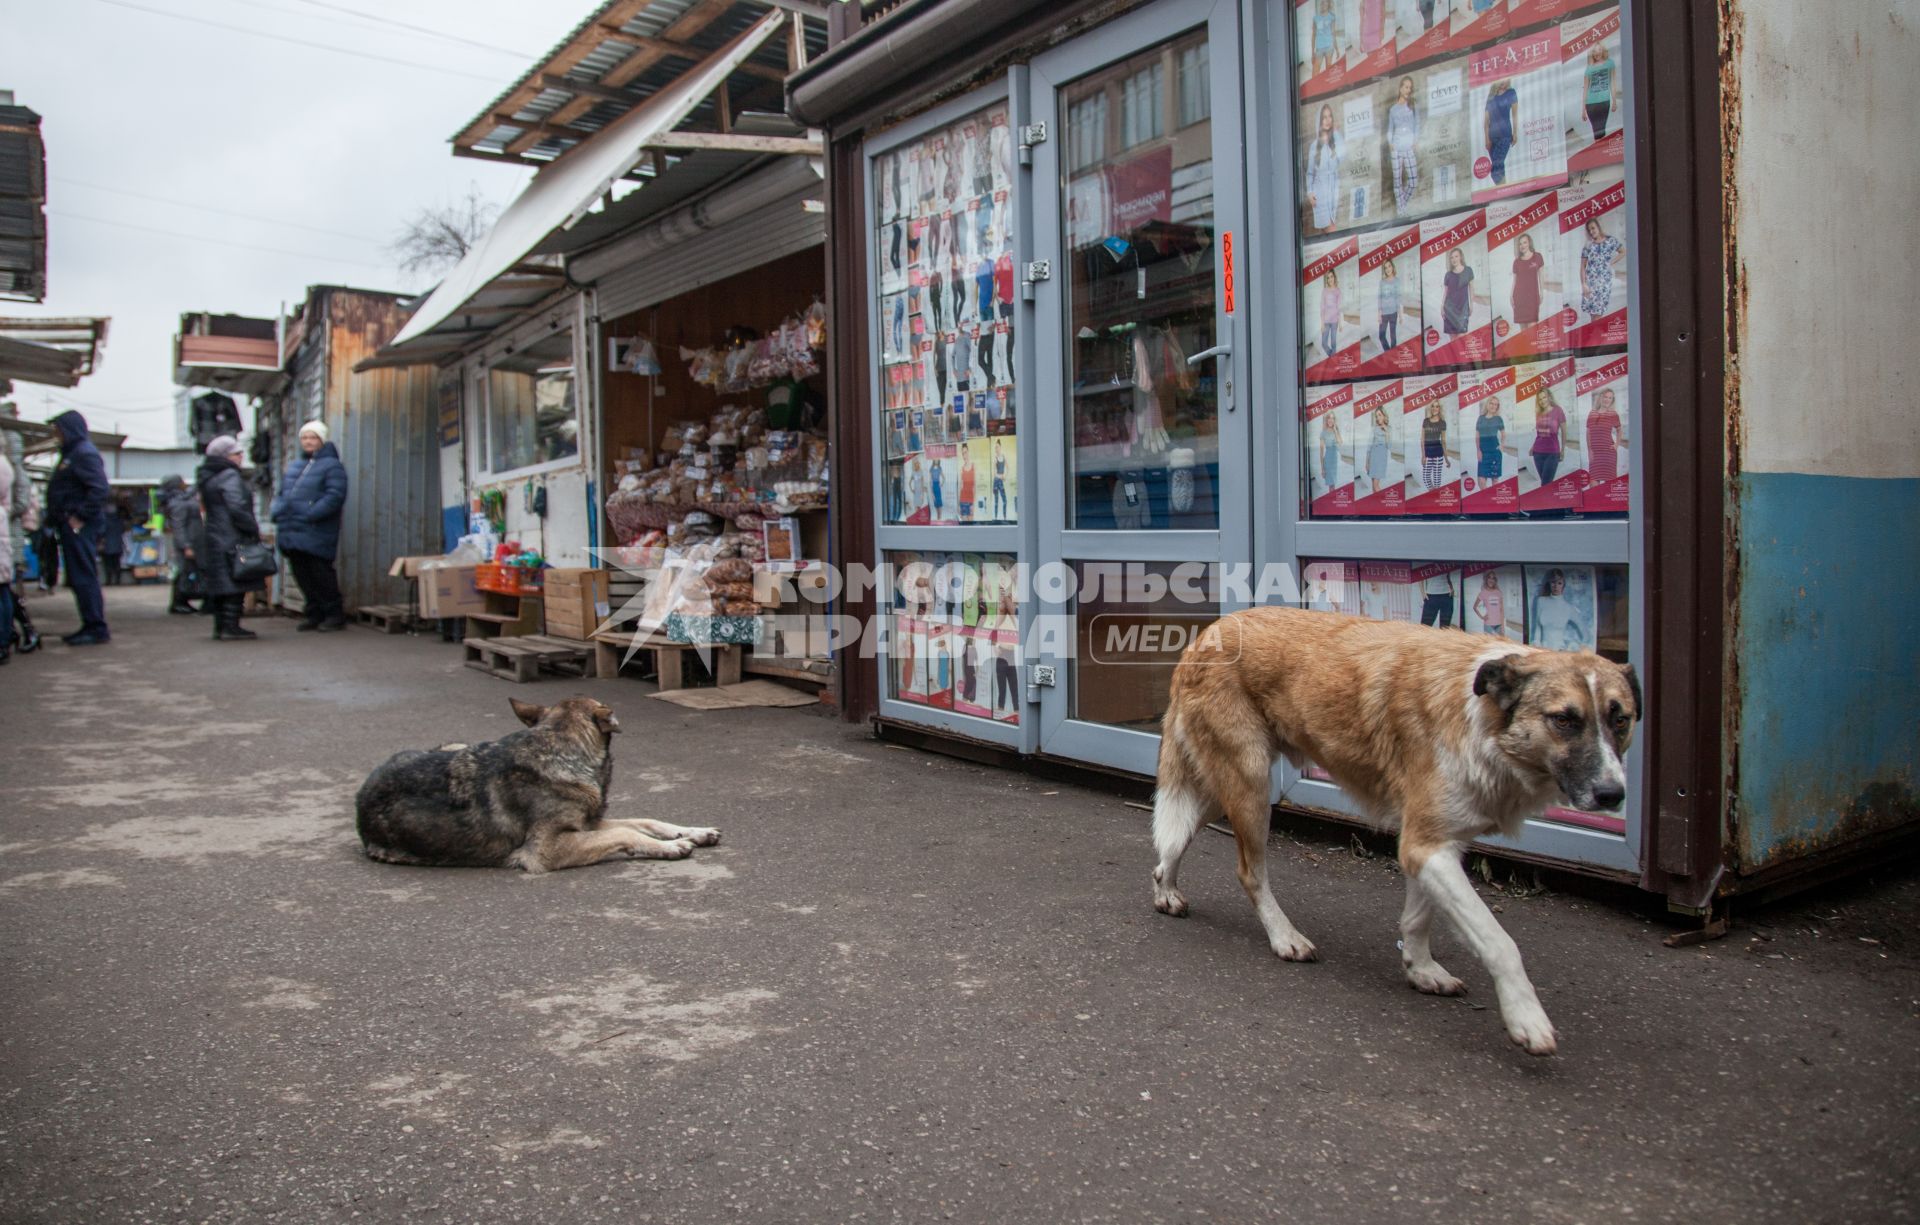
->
[1405, 963, 1466, 996]
[628, 837, 696, 860]
[1270, 932, 1318, 962]
[662, 837, 696, 859]
[1504, 1006, 1558, 1056]
[682, 827, 722, 847]
[1152, 890, 1190, 918]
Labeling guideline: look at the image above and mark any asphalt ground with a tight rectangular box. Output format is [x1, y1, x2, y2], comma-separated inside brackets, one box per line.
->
[2, 583, 1916, 1223]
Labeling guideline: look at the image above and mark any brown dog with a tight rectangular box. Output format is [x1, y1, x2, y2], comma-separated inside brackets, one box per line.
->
[1149, 607, 1640, 1055]
[356, 696, 720, 873]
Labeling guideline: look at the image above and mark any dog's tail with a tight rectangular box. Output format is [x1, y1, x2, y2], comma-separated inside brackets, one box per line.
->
[1150, 706, 1213, 871]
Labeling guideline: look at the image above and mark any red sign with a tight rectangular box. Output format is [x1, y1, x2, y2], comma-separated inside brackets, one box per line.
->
[1223, 231, 1236, 314]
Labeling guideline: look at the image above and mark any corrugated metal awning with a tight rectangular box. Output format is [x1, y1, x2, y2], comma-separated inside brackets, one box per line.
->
[387, 9, 787, 353]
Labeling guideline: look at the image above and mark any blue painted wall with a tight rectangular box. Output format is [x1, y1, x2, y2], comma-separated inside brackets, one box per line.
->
[441, 505, 466, 555]
[1734, 472, 1920, 869]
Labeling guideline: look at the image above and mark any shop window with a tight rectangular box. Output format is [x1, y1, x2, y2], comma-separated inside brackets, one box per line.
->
[1062, 37, 1219, 530]
[1120, 62, 1165, 149]
[485, 328, 578, 475]
[1178, 43, 1210, 128]
[1070, 560, 1221, 732]
[886, 549, 1021, 725]
[872, 101, 1018, 527]
[1289, 2, 1630, 524]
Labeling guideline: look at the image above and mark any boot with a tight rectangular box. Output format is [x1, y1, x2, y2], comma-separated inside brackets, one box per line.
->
[13, 593, 40, 653]
[214, 596, 257, 641]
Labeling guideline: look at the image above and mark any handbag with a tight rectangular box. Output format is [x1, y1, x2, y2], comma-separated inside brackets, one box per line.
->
[231, 540, 279, 583]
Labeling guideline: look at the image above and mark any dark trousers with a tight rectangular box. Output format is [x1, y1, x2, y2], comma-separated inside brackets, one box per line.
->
[102, 552, 123, 586]
[994, 656, 1019, 711]
[285, 548, 345, 624]
[57, 521, 108, 636]
[1535, 451, 1561, 484]
[1420, 592, 1455, 629]
[0, 580, 12, 650]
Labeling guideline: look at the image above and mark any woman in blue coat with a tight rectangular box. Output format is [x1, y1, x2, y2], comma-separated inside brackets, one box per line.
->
[270, 420, 350, 631]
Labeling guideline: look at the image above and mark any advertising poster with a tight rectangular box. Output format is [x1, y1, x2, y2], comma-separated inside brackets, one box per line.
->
[1304, 381, 1357, 516]
[1513, 357, 1583, 512]
[1576, 353, 1630, 513]
[1419, 208, 1492, 367]
[991, 627, 1021, 724]
[1450, 0, 1511, 52]
[1298, 0, 1398, 101]
[1299, 82, 1384, 235]
[1561, 169, 1628, 348]
[1394, 0, 1457, 67]
[1560, 6, 1624, 173]
[1401, 373, 1462, 513]
[1487, 189, 1568, 358]
[1303, 235, 1365, 383]
[926, 623, 955, 710]
[1358, 223, 1425, 375]
[954, 626, 993, 719]
[1409, 560, 1462, 628]
[1302, 559, 1361, 613]
[926, 442, 959, 525]
[1462, 561, 1528, 640]
[1349, 378, 1409, 516]
[1358, 560, 1419, 623]
[1523, 562, 1597, 651]
[1456, 364, 1521, 514]
[1467, 26, 1567, 203]
[1379, 57, 1472, 222]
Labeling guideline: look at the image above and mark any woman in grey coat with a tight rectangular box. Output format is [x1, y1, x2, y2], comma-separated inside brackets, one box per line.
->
[194, 435, 265, 641]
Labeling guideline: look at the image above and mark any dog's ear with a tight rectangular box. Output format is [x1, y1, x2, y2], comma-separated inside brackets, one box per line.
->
[1620, 662, 1643, 722]
[1473, 655, 1532, 715]
[508, 698, 546, 728]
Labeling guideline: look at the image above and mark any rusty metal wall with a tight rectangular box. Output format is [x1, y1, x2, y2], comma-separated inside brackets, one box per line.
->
[263, 288, 440, 613]
[319, 290, 441, 612]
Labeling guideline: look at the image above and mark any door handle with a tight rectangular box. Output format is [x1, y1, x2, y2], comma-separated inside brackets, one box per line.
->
[1186, 342, 1235, 412]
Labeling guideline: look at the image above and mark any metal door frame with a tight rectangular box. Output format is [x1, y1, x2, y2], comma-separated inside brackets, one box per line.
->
[1029, 0, 1251, 775]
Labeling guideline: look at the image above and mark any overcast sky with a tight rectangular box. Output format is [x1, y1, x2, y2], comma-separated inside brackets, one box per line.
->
[4, 0, 584, 447]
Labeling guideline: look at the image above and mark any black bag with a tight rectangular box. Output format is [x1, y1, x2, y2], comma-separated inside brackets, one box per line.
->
[179, 565, 206, 598]
[231, 541, 279, 583]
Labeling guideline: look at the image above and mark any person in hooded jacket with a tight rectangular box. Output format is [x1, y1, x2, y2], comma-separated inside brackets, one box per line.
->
[270, 419, 349, 631]
[159, 474, 204, 614]
[196, 434, 265, 641]
[45, 409, 111, 645]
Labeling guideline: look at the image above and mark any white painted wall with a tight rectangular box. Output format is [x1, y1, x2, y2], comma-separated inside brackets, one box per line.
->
[1732, 1, 1920, 478]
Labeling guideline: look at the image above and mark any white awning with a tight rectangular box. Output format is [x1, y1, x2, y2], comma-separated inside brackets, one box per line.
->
[389, 8, 786, 350]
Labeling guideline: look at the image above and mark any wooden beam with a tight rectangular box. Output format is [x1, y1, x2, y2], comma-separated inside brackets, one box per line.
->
[493, 113, 600, 142]
[539, 0, 739, 131]
[644, 131, 822, 155]
[757, 0, 832, 19]
[717, 79, 731, 135]
[788, 11, 809, 73]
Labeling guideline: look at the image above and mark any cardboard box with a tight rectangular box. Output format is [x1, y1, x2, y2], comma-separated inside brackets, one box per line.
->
[420, 564, 486, 619]
[388, 554, 444, 579]
[541, 569, 612, 640]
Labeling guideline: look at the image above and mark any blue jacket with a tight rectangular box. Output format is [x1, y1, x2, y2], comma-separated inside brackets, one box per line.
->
[46, 411, 109, 530]
[270, 440, 349, 559]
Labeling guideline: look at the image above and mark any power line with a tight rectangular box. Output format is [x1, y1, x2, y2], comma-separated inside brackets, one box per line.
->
[272, 0, 531, 58]
[90, 0, 510, 83]
[52, 177, 388, 245]
[51, 210, 394, 270]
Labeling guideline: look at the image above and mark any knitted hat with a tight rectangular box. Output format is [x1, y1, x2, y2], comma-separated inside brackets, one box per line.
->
[299, 420, 329, 441]
[206, 435, 243, 459]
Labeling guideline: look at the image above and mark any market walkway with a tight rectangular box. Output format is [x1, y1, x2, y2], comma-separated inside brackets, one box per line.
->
[1, 584, 1915, 1223]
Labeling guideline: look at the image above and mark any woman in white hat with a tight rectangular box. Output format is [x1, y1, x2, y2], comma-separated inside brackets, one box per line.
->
[270, 420, 350, 631]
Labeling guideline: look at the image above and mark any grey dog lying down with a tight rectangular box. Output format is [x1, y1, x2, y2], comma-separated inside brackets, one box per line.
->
[355, 696, 719, 873]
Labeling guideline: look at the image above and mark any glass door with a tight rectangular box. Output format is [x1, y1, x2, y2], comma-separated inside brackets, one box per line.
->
[1029, 0, 1248, 773]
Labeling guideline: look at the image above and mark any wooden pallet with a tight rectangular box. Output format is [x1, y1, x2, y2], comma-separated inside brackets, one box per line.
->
[743, 652, 832, 689]
[592, 629, 742, 690]
[355, 603, 418, 634]
[463, 634, 600, 684]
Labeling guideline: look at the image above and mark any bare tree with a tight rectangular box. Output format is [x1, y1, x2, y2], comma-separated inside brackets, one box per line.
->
[390, 185, 498, 278]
